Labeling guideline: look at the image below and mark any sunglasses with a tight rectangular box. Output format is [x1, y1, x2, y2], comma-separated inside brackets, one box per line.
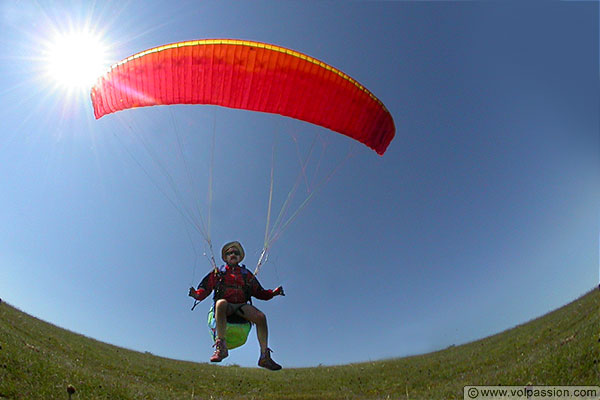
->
[225, 250, 241, 256]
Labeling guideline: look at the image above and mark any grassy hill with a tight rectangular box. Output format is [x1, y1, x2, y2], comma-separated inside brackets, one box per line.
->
[0, 289, 598, 399]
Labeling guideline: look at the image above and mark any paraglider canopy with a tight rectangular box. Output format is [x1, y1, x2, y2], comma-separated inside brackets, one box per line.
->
[90, 39, 395, 155]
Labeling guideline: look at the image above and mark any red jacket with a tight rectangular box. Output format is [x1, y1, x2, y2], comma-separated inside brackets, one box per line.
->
[193, 264, 275, 304]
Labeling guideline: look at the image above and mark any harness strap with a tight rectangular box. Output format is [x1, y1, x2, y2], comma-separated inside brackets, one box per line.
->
[213, 265, 253, 304]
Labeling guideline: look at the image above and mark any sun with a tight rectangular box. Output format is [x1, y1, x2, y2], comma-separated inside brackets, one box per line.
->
[42, 28, 111, 92]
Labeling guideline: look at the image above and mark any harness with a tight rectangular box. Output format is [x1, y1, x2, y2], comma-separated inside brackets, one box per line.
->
[213, 264, 253, 304]
[213, 264, 253, 324]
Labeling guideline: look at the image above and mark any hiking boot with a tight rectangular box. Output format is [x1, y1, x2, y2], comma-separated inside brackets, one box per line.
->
[258, 348, 282, 370]
[210, 338, 228, 362]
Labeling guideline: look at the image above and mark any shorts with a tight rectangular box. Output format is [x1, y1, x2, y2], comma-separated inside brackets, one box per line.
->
[227, 302, 248, 317]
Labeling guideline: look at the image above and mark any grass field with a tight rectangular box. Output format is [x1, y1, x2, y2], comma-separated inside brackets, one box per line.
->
[0, 289, 598, 399]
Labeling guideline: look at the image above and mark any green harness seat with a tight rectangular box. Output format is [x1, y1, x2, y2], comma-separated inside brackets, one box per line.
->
[207, 304, 252, 349]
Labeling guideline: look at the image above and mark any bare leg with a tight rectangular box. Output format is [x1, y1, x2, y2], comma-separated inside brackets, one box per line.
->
[236, 304, 268, 353]
[214, 299, 229, 341]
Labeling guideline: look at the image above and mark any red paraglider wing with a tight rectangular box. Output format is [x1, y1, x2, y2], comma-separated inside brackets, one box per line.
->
[90, 39, 395, 155]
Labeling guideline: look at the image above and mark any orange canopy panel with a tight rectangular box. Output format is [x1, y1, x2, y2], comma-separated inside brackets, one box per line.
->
[91, 39, 395, 155]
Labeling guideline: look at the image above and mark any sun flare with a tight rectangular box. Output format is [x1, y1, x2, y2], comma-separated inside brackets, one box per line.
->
[43, 29, 111, 92]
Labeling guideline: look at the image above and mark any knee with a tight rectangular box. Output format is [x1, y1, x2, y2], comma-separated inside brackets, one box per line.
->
[215, 299, 228, 313]
[255, 311, 267, 325]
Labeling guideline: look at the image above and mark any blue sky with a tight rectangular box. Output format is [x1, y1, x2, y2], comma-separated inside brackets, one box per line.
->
[0, 1, 598, 368]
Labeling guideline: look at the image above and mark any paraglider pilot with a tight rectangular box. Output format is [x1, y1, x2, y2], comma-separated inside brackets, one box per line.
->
[189, 241, 284, 370]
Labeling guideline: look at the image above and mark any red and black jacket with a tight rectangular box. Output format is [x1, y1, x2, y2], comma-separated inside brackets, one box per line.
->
[193, 264, 276, 304]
